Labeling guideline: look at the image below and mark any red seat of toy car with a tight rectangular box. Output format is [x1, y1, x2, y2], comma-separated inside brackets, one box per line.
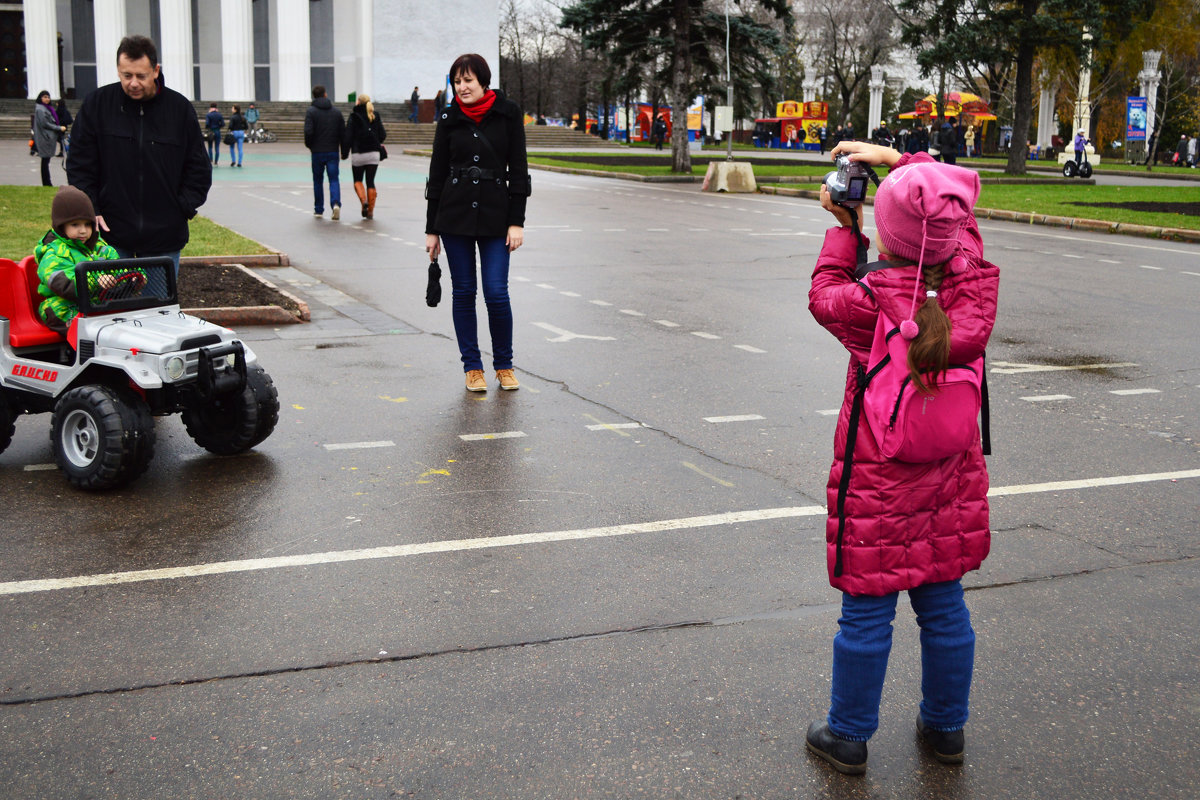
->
[0, 256, 66, 347]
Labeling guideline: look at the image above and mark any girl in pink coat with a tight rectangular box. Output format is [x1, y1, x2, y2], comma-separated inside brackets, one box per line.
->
[805, 142, 1000, 775]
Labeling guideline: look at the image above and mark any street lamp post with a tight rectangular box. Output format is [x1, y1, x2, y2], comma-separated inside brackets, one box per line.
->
[725, 0, 733, 160]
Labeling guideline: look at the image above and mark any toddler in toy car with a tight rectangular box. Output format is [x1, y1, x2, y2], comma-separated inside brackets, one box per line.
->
[34, 185, 119, 331]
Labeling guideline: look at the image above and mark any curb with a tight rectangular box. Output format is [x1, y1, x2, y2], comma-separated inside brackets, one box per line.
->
[180, 253, 290, 267]
[756, 185, 1200, 243]
[181, 262, 310, 326]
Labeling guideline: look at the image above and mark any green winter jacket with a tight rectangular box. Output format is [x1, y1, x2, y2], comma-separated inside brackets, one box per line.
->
[34, 229, 118, 329]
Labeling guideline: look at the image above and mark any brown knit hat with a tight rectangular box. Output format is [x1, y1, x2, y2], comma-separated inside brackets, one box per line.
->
[51, 186, 98, 249]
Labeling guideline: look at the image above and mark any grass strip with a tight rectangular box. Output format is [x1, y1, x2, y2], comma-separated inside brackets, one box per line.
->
[0, 185, 271, 259]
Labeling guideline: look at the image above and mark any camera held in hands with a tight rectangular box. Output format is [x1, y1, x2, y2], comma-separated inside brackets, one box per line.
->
[824, 155, 871, 207]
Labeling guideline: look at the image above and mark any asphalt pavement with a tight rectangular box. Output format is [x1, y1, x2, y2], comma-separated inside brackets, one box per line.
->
[1, 142, 1198, 799]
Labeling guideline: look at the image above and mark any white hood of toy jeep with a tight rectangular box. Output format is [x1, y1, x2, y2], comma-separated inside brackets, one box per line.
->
[88, 309, 235, 354]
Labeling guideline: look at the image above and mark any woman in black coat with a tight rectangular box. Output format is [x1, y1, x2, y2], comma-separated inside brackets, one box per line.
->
[425, 54, 530, 393]
[343, 93, 387, 218]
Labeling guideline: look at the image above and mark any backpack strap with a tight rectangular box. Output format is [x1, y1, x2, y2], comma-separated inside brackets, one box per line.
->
[853, 259, 895, 280]
[981, 353, 991, 456]
[834, 364, 869, 578]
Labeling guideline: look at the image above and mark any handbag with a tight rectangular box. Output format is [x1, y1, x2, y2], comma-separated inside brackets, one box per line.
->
[223, 132, 235, 145]
[425, 259, 441, 307]
[379, 143, 388, 160]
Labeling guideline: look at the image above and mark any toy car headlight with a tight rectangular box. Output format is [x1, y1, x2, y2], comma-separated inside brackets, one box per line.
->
[165, 356, 186, 380]
[225, 354, 238, 368]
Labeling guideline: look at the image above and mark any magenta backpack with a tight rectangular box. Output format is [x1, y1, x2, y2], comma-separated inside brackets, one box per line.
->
[833, 261, 990, 577]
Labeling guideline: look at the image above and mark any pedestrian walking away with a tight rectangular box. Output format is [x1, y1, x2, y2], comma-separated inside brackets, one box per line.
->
[425, 53, 530, 393]
[409, 86, 421, 123]
[305, 84, 346, 219]
[66, 35, 211, 277]
[343, 93, 387, 219]
[804, 141, 1000, 776]
[33, 90, 66, 186]
[228, 104, 248, 166]
[204, 102, 224, 165]
[54, 98, 73, 157]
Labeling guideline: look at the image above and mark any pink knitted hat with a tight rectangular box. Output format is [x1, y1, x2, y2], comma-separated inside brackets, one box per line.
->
[874, 161, 980, 338]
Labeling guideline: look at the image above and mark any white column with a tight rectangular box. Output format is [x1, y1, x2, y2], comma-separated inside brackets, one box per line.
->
[802, 77, 820, 103]
[358, 0, 373, 96]
[1036, 73, 1056, 150]
[22, 1, 59, 98]
[1073, 30, 1094, 135]
[273, 0, 311, 101]
[159, 0, 195, 99]
[1139, 50, 1162, 134]
[93, 0, 127, 79]
[867, 66, 885, 134]
[221, 0, 254, 100]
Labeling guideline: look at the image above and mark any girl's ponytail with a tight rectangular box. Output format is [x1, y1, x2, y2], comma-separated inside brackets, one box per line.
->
[906, 261, 951, 394]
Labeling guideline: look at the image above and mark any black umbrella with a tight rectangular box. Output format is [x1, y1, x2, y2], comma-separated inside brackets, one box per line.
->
[426, 259, 442, 307]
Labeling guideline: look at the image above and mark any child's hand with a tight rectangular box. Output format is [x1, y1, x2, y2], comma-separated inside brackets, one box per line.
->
[97, 274, 117, 289]
[820, 184, 863, 229]
[829, 141, 902, 169]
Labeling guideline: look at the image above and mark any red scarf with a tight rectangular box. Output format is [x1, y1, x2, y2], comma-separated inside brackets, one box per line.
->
[456, 90, 496, 124]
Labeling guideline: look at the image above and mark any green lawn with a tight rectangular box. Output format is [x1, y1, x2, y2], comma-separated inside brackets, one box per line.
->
[0, 185, 270, 260]
[977, 184, 1200, 230]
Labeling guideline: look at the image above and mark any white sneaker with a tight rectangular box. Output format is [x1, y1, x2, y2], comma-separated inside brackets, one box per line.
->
[332, 205, 341, 220]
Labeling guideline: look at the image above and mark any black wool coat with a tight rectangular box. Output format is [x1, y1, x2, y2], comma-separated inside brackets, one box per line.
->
[425, 89, 530, 238]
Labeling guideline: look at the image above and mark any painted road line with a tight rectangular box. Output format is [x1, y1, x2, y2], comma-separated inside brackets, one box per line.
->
[603, 228, 627, 232]
[1099, 259, 1121, 264]
[654, 320, 681, 327]
[23, 464, 57, 472]
[586, 422, 644, 432]
[590, 300, 613, 306]
[816, 409, 840, 416]
[1139, 265, 1163, 270]
[324, 441, 396, 451]
[1061, 253, 1083, 259]
[532, 322, 616, 342]
[735, 345, 767, 354]
[647, 228, 669, 232]
[561, 291, 582, 297]
[1183, 271, 1200, 277]
[459, 431, 528, 441]
[991, 361, 1137, 374]
[536, 283, 556, 289]
[7, 468, 1200, 597]
[682, 462, 735, 488]
[1110, 388, 1161, 395]
[619, 309, 645, 316]
[704, 414, 766, 423]
[1021, 394, 1073, 402]
[692, 331, 721, 339]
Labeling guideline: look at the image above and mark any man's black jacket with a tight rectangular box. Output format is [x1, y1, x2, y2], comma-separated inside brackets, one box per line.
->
[425, 89, 530, 238]
[304, 97, 345, 153]
[66, 77, 211, 253]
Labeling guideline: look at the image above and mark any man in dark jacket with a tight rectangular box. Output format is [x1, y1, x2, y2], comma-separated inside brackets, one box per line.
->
[304, 85, 345, 219]
[66, 35, 211, 276]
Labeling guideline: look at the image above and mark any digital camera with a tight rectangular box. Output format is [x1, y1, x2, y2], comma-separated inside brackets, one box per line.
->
[824, 155, 871, 207]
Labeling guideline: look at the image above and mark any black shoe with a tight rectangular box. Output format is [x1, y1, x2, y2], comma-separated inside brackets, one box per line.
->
[806, 721, 867, 775]
[916, 714, 964, 764]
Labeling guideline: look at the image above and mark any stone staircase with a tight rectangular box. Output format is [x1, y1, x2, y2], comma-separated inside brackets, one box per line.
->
[0, 97, 621, 150]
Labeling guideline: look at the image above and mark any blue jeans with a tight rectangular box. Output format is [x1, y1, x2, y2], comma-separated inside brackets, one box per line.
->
[228, 130, 244, 165]
[113, 247, 181, 279]
[311, 151, 341, 213]
[827, 580, 974, 741]
[206, 131, 220, 163]
[441, 234, 513, 372]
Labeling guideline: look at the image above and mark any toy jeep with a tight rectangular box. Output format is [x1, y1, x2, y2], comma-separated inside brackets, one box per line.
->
[0, 256, 278, 489]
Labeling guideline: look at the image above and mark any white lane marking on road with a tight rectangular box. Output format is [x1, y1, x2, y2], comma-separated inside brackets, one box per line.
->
[324, 441, 396, 451]
[532, 322, 616, 342]
[460, 431, 527, 441]
[1110, 388, 1161, 395]
[749, 232, 816, 236]
[991, 361, 1137, 374]
[1061, 253, 1084, 259]
[23, 464, 56, 472]
[734, 345, 767, 353]
[704, 414, 765, 423]
[647, 228, 669, 232]
[536, 283, 556, 289]
[692, 331, 721, 339]
[1139, 265, 1162, 270]
[513, 276, 531, 281]
[681, 462, 735, 488]
[603, 228, 627, 232]
[560, 291, 581, 297]
[1021, 394, 1074, 402]
[655, 319, 681, 327]
[590, 300, 613, 306]
[586, 422, 644, 431]
[816, 409, 840, 416]
[1099, 259, 1121, 264]
[620, 309, 645, 316]
[7, 469, 1199, 596]
[1183, 271, 1200, 277]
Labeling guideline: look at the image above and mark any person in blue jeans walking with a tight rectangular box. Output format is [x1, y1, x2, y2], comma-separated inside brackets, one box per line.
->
[227, 105, 248, 167]
[204, 102, 223, 165]
[805, 141, 1000, 775]
[424, 54, 530, 393]
[304, 85, 345, 219]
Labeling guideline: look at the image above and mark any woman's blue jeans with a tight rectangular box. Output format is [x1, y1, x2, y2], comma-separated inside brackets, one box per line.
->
[228, 130, 244, 165]
[441, 233, 513, 373]
[827, 580, 975, 741]
[206, 132, 219, 163]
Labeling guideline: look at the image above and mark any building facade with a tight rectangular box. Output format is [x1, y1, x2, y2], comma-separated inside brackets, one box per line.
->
[16, 0, 498, 103]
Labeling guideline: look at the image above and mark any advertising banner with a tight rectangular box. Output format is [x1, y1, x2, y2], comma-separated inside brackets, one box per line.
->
[1126, 97, 1147, 141]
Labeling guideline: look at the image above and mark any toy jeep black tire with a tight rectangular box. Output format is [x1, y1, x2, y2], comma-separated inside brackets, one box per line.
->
[182, 365, 278, 455]
[0, 391, 14, 455]
[51, 385, 156, 490]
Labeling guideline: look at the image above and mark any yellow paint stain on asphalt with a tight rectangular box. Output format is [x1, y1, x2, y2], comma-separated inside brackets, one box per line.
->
[292, 404, 305, 410]
[417, 468, 451, 484]
[378, 395, 408, 403]
[682, 461, 735, 488]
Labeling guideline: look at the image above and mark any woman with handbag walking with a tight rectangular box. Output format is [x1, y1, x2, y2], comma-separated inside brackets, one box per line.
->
[424, 53, 530, 393]
[33, 91, 66, 186]
[342, 94, 387, 218]
[227, 105, 248, 167]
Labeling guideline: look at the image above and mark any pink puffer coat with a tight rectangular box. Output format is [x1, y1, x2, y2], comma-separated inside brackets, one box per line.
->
[808, 161, 1000, 596]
